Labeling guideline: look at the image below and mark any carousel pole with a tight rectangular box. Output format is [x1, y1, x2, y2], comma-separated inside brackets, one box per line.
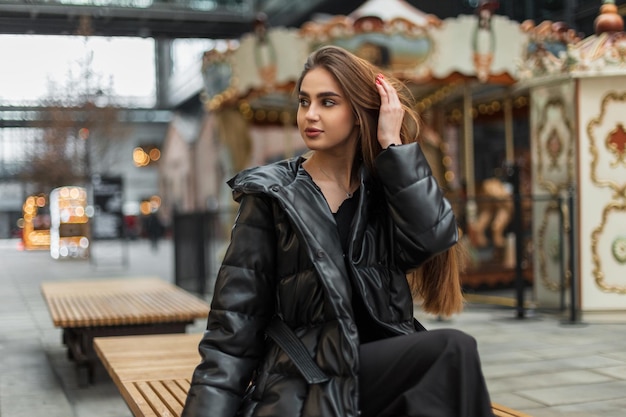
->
[463, 83, 477, 224]
[504, 95, 514, 164]
[503, 92, 528, 318]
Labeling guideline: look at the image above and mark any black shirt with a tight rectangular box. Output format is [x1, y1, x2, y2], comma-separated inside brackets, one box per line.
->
[333, 190, 386, 344]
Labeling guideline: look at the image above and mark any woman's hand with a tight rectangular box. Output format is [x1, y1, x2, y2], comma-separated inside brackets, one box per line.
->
[375, 73, 404, 149]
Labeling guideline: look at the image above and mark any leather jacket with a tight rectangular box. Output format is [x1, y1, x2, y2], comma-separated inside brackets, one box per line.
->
[182, 143, 458, 417]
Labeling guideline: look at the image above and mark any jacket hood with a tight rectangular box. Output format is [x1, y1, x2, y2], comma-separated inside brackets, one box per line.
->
[227, 157, 303, 202]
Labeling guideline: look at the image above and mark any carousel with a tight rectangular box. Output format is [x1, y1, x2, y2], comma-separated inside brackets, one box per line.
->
[165, 0, 626, 314]
[517, 0, 626, 315]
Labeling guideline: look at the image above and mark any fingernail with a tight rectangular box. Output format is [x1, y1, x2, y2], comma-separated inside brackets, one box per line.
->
[377, 73, 384, 79]
[375, 78, 381, 85]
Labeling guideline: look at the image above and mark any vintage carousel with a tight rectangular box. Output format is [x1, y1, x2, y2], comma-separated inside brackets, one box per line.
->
[517, 0, 626, 315]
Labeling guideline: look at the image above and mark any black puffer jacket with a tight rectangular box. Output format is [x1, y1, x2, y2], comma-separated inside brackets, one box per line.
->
[182, 143, 458, 417]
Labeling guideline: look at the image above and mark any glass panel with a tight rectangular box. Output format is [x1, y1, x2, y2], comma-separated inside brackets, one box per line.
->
[7, 0, 253, 13]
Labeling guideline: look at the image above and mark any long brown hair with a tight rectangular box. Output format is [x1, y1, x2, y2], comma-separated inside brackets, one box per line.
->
[297, 45, 465, 316]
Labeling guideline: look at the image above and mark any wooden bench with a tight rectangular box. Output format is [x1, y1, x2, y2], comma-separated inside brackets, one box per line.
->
[41, 277, 209, 386]
[94, 333, 533, 417]
[492, 403, 533, 417]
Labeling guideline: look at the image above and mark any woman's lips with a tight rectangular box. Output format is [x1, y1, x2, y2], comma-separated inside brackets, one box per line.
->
[304, 128, 323, 138]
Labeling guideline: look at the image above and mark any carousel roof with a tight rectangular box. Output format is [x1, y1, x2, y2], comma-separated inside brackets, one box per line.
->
[201, 0, 529, 114]
[347, 0, 440, 28]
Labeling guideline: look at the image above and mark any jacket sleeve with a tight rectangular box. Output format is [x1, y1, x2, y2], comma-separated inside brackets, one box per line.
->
[374, 142, 458, 271]
[182, 194, 276, 417]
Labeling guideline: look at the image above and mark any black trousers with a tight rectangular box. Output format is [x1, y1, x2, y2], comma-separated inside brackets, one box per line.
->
[358, 329, 495, 417]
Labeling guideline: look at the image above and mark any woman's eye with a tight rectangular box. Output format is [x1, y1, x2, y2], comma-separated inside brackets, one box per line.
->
[298, 98, 309, 107]
[322, 99, 335, 107]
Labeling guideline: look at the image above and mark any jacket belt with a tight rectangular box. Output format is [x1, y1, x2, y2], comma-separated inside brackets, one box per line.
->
[265, 318, 330, 384]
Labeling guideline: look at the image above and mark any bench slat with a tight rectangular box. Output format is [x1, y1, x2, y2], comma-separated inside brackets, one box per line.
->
[163, 380, 189, 406]
[150, 380, 185, 416]
[135, 381, 176, 417]
[124, 381, 158, 417]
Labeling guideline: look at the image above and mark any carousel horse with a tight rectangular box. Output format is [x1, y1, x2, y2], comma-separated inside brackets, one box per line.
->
[469, 177, 514, 249]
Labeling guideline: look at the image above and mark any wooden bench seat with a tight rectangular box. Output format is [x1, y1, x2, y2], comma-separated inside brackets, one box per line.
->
[492, 403, 532, 417]
[94, 333, 532, 417]
[41, 277, 209, 386]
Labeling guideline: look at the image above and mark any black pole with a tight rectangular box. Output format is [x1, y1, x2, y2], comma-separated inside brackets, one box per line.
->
[196, 212, 207, 296]
[567, 186, 579, 323]
[558, 194, 566, 312]
[561, 185, 585, 326]
[173, 209, 180, 286]
[507, 163, 525, 319]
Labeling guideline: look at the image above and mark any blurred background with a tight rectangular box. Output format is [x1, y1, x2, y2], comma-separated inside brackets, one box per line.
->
[1, 0, 626, 316]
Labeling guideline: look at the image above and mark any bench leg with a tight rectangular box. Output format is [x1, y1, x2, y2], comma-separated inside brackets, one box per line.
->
[62, 329, 94, 387]
[61, 323, 192, 387]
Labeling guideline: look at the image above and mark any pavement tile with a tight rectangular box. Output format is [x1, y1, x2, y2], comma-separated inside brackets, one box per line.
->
[602, 350, 626, 361]
[518, 380, 626, 406]
[487, 369, 615, 393]
[479, 349, 540, 364]
[594, 365, 626, 380]
[482, 355, 625, 379]
[538, 397, 626, 417]
[489, 392, 544, 410]
[0, 394, 74, 417]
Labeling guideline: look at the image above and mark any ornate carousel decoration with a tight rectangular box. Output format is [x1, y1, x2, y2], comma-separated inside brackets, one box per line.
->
[587, 91, 626, 198]
[517, 20, 581, 79]
[606, 122, 626, 167]
[591, 202, 626, 294]
[299, 0, 440, 82]
[567, 0, 626, 74]
[535, 97, 575, 194]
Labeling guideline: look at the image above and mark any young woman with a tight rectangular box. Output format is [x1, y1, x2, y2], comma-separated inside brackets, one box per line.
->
[182, 45, 494, 417]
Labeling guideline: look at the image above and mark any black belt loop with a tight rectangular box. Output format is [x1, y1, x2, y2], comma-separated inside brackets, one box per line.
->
[265, 318, 330, 384]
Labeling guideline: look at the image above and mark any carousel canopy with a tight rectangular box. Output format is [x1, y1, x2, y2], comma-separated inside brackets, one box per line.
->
[201, 0, 528, 113]
[348, 0, 437, 27]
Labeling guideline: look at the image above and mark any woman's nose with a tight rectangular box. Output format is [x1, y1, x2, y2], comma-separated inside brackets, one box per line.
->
[305, 105, 319, 120]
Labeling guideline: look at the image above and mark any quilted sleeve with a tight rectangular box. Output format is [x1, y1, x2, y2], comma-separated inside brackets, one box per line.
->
[374, 142, 458, 271]
[182, 194, 276, 417]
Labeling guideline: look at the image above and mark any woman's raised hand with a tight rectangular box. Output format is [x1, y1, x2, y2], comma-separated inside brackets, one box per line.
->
[375, 73, 404, 149]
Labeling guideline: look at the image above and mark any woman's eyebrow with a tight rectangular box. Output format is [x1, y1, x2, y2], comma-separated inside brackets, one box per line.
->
[298, 90, 341, 98]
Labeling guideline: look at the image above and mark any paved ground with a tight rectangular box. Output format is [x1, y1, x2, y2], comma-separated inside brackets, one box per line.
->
[1, 237, 625, 417]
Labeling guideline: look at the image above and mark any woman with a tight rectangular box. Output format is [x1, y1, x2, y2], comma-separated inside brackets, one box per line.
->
[182, 45, 494, 417]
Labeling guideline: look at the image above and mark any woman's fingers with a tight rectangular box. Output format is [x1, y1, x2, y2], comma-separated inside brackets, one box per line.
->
[375, 73, 387, 99]
[376, 74, 400, 105]
[376, 74, 403, 148]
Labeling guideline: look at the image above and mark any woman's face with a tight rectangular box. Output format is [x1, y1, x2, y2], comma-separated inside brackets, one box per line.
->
[297, 67, 359, 154]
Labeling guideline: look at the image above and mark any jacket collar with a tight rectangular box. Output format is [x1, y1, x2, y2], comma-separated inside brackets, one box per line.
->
[228, 156, 376, 261]
[227, 156, 344, 257]
[227, 156, 302, 201]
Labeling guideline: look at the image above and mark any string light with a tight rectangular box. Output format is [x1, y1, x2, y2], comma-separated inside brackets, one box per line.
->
[445, 95, 529, 124]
